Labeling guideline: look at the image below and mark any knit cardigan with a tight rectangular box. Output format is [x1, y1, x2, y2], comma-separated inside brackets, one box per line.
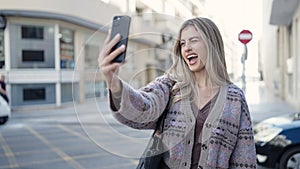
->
[109, 75, 257, 169]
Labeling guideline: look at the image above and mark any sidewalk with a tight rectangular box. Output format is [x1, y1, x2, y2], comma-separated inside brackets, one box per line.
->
[243, 80, 297, 124]
[12, 98, 121, 125]
[12, 80, 297, 126]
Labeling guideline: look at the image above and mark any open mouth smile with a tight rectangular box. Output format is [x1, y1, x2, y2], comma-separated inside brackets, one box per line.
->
[186, 54, 198, 64]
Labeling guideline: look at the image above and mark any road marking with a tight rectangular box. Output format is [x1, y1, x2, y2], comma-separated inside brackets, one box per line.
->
[0, 133, 19, 168]
[0, 156, 71, 169]
[101, 160, 136, 169]
[58, 125, 91, 141]
[26, 126, 86, 169]
[58, 124, 149, 160]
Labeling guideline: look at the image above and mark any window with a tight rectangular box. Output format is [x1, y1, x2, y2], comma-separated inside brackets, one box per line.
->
[60, 27, 74, 69]
[21, 26, 44, 39]
[85, 44, 99, 68]
[0, 30, 4, 68]
[22, 50, 44, 62]
[276, 29, 280, 67]
[11, 24, 55, 68]
[288, 25, 294, 95]
[84, 81, 101, 98]
[61, 83, 78, 102]
[23, 88, 46, 101]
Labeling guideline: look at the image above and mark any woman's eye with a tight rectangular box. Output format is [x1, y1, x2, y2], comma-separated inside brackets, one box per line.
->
[180, 42, 185, 46]
[191, 38, 199, 43]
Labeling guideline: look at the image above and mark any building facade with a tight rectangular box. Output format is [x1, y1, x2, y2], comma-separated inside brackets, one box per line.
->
[261, 0, 300, 110]
[0, 0, 209, 110]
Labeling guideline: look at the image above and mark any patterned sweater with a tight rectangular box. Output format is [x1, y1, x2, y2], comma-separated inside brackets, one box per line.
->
[109, 75, 257, 169]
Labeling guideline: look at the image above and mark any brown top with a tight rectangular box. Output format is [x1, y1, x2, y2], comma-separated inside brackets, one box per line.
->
[191, 94, 218, 169]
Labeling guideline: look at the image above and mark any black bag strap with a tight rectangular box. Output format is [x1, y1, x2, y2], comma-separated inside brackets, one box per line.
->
[153, 78, 175, 136]
[153, 110, 166, 136]
[153, 94, 172, 136]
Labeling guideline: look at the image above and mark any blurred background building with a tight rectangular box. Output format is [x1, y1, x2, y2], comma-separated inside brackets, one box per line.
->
[0, 0, 241, 111]
[260, 0, 300, 110]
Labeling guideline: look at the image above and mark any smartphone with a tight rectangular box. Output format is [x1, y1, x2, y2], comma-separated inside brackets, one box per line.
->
[110, 15, 131, 63]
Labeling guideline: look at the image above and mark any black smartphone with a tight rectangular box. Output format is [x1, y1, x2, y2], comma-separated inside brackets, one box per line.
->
[110, 15, 131, 63]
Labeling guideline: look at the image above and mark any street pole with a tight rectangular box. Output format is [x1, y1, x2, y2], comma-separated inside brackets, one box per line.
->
[241, 44, 248, 92]
[238, 29, 252, 93]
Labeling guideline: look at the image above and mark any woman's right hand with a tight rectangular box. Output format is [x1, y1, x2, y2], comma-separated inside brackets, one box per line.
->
[98, 29, 126, 93]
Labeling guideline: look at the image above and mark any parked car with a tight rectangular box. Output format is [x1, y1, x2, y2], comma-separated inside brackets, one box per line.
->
[254, 112, 300, 169]
[0, 96, 10, 125]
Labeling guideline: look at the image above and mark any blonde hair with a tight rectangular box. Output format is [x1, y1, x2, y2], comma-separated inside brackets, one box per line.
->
[166, 17, 231, 103]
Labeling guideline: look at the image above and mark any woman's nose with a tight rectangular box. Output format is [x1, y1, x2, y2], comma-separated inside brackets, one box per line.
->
[184, 43, 192, 52]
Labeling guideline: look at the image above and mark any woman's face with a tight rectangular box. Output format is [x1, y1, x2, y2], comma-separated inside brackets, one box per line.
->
[180, 26, 207, 73]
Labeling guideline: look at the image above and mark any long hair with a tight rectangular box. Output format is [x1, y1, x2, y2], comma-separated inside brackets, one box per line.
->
[166, 17, 232, 103]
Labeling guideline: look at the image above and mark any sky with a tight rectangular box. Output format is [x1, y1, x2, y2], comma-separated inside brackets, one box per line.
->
[205, 0, 262, 41]
[204, 0, 263, 78]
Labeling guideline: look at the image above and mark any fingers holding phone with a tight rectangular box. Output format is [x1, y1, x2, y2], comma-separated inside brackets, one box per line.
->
[99, 31, 124, 66]
[98, 30, 124, 89]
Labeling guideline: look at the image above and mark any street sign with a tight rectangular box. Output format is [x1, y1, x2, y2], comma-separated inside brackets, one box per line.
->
[238, 30, 252, 44]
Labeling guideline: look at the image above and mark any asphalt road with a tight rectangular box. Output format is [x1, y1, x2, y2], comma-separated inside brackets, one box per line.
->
[0, 101, 151, 169]
[0, 93, 282, 169]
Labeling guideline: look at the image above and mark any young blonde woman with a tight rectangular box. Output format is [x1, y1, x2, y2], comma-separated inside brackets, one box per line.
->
[99, 17, 257, 169]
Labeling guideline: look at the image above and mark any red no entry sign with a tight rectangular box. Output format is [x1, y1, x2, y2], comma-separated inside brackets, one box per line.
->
[238, 30, 252, 44]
